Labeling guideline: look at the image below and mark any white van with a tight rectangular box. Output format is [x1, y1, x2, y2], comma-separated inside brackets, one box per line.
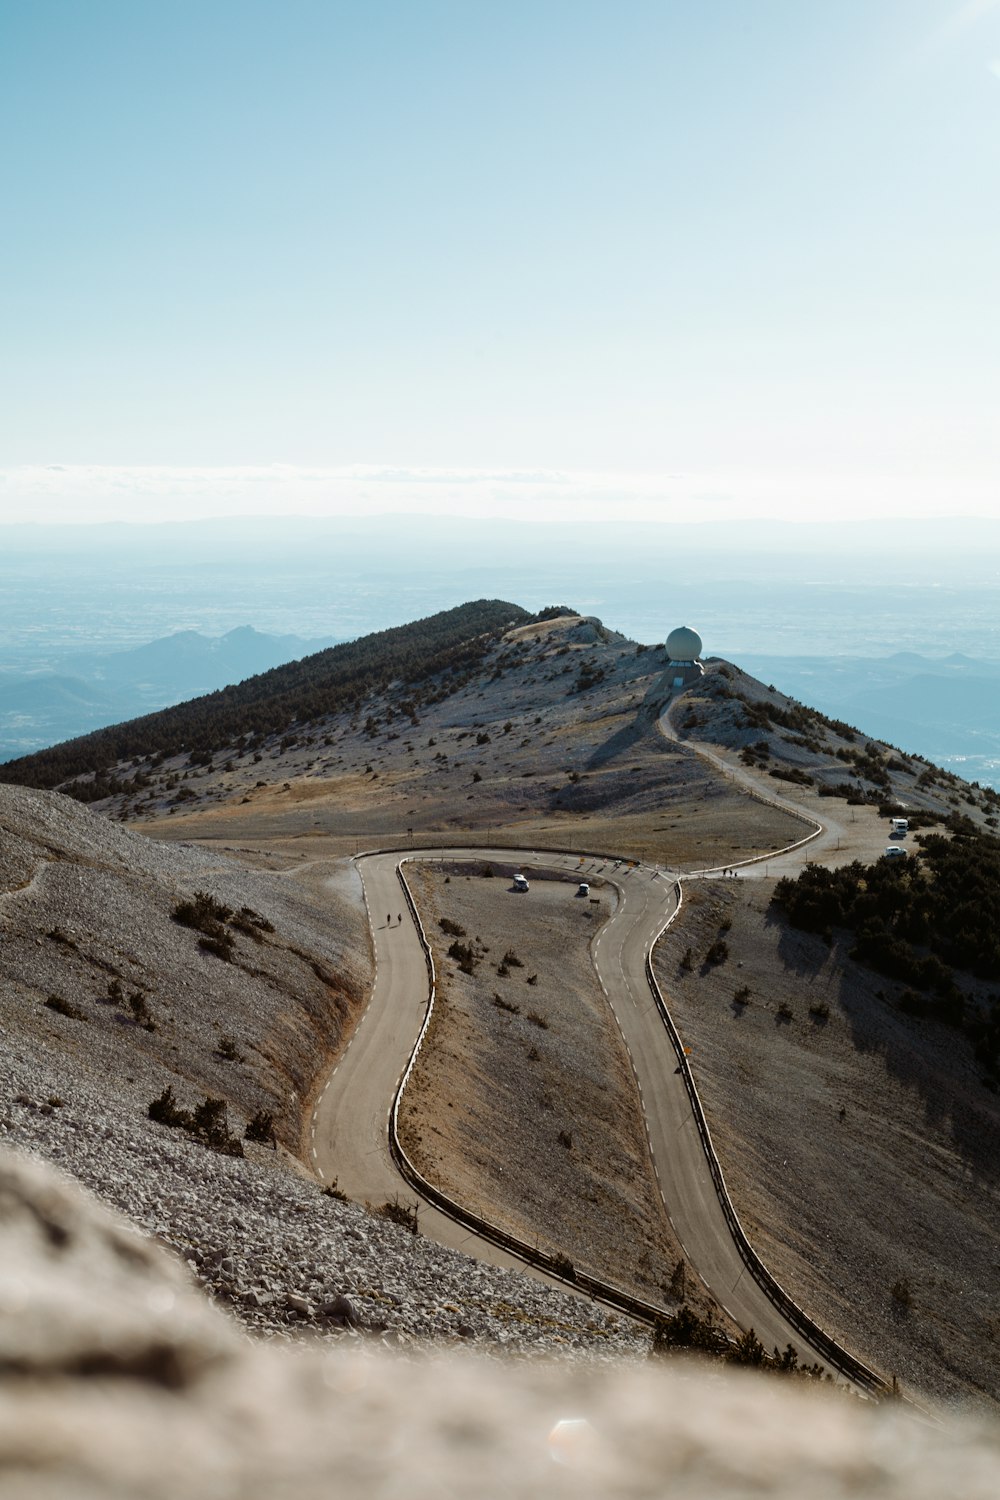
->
[891, 818, 908, 836]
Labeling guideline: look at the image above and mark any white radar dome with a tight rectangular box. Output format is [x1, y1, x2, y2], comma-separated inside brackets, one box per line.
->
[666, 626, 703, 662]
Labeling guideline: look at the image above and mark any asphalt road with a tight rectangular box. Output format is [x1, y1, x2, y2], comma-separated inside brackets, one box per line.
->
[310, 720, 893, 1367]
[311, 863, 865, 1363]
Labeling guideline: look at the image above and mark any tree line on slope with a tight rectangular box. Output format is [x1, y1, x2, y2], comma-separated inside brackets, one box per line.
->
[772, 821, 1000, 1073]
[0, 599, 532, 792]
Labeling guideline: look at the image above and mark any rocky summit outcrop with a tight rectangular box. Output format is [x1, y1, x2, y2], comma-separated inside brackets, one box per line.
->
[4, 1145, 1000, 1500]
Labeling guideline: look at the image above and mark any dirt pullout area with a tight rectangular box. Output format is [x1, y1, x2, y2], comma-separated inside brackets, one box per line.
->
[399, 863, 701, 1312]
[654, 880, 1000, 1411]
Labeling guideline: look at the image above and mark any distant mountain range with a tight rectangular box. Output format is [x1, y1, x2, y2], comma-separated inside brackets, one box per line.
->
[0, 600, 529, 787]
[0, 625, 339, 763]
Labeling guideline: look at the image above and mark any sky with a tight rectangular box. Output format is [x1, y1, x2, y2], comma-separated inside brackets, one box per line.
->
[1, 0, 999, 527]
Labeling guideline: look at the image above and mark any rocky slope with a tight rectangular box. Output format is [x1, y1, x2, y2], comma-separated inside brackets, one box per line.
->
[0, 781, 644, 1356]
[6, 1145, 1000, 1500]
[93, 614, 809, 868]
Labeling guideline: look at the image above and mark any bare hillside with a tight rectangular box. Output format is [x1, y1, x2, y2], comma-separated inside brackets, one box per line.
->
[0, 783, 648, 1359]
[107, 615, 808, 866]
[0, 783, 368, 1157]
[670, 660, 999, 830]
[653, 879, 1000, 1409]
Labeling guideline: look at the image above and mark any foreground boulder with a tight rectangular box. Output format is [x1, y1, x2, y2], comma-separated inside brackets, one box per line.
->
[1, 1147, 999, 1499]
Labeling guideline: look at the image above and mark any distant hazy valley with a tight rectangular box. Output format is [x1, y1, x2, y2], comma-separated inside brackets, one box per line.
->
[3, 513, 999, 784]
[0, 625, 338, 762]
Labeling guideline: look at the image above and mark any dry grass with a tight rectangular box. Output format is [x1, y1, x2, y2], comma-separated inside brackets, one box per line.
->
[398, 864, 704, 1311]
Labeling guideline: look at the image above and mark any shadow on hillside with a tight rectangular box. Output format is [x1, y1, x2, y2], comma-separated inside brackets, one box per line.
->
[583, 716, 647, 772]
[769, 908, 1000, 1179]
[764, 904, 830, 981]
[761, 888, 995, 1170]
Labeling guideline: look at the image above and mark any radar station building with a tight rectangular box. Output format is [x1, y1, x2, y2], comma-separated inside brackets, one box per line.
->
[666, 626, 704, 690]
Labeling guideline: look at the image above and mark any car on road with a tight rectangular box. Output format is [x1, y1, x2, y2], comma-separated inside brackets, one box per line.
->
[884, 846, 907, 859]
[512, 873, 530, 892]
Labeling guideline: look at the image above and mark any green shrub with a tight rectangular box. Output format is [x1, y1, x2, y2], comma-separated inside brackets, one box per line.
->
[147, 1087, 244, 1156]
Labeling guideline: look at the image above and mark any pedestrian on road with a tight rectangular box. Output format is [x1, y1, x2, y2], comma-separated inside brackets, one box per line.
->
[387, 912, 391, 926]
[397, 913, 402, 925]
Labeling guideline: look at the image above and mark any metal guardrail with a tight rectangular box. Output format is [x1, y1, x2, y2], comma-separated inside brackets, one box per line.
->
[645, 882, 889, 1397]
[388, 857, 678, 1328]
[379, 849, 890, 1396]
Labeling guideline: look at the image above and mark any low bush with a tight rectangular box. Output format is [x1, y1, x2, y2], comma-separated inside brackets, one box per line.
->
[173, 890, 233, 935]
[128, 991, 156, 1030]
[199, 931, 236, 962]
[245, 1109, 277, 1147]
[44, 994, 87, 1022]
[147, 1086, 244, 1156]
[448, 939, 477, 974]
[377, 1197, 419, 1235]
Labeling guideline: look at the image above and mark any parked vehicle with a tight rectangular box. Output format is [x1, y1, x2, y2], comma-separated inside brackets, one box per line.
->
[577, 882, 590, 896]
[890, 818, 908, 836]
[512, 873, 530, 892]
[884, 845, 907, 859]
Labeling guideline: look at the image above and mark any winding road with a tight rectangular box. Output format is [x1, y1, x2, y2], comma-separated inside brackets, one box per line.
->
[309, 710, 891, 1379]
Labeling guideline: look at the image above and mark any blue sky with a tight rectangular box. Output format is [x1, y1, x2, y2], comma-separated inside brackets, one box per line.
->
[1, 0, 998, 524]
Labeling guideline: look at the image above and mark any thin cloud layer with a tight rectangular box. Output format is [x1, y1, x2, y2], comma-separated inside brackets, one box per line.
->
[1, 463, 996, 527]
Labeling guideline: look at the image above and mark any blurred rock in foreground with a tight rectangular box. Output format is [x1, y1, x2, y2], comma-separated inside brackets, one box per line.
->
[1, 1146, 998, 1500]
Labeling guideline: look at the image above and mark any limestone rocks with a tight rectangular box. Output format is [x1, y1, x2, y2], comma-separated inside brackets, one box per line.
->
[4, 1146, 1000, 1500]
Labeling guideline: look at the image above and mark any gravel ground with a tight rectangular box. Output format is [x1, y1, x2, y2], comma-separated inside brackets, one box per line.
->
[399, 863, 699, 1312]
[653, 880, 1000, 1411]
[0, 1034, 647, 1359]
[0, 783, 368, 1158]
[0, 784, 648, 1361]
